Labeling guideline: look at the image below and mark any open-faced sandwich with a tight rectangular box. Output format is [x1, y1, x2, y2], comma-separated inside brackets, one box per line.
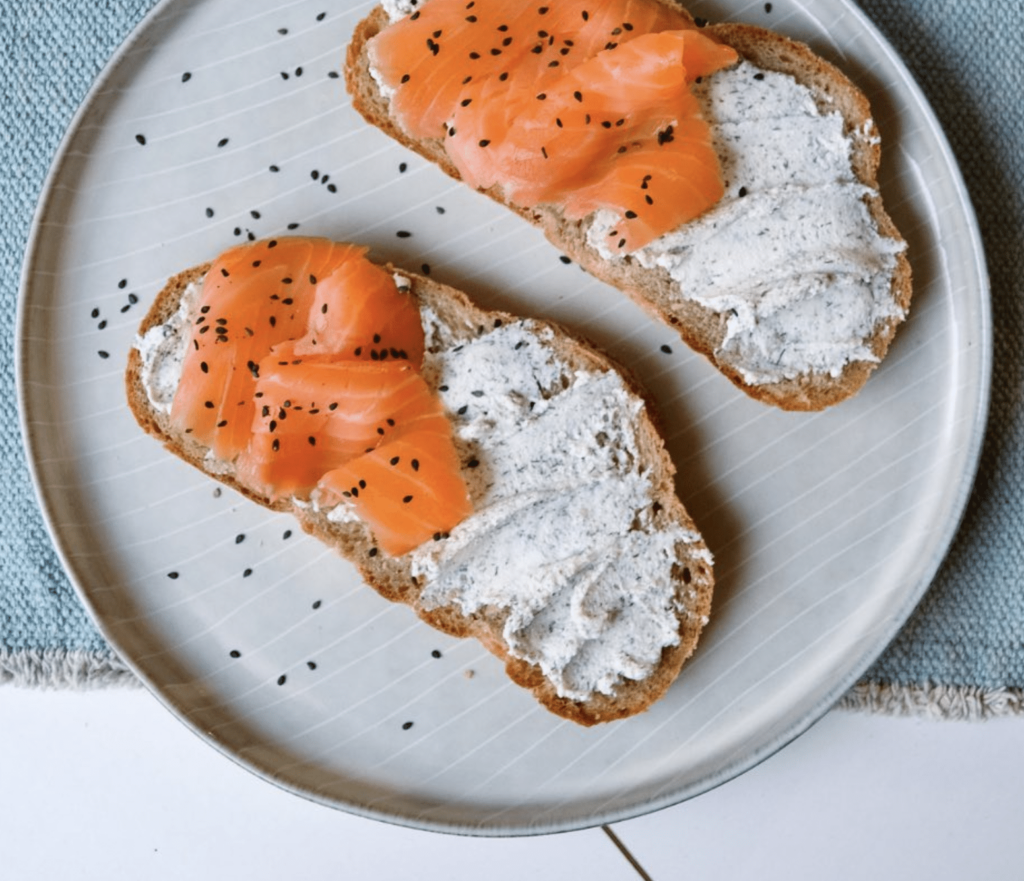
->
[345, 0, 912, 410]
[127, 237, 714, 725]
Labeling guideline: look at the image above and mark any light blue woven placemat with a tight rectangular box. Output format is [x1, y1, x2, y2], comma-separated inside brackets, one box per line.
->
[3, 1, 1022, 717]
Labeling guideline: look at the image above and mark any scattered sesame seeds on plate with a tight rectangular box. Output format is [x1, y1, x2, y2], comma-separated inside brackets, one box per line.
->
[17, 0, 988, 837]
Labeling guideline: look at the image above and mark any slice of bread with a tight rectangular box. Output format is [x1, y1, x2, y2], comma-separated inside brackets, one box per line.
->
[344, 3, 912, 411]
[126, 250, 714, 725]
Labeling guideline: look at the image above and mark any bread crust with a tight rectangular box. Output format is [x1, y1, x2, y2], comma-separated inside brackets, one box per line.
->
[126, 253, 714, 725]
[344, 3, 912, 411]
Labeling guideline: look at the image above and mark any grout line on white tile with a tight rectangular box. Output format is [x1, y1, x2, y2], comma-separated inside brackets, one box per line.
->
[602, 825, 655, 881]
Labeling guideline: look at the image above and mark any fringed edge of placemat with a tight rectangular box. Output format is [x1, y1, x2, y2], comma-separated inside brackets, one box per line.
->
[4, 652, 1023, 722]
[838, 682, 1024, 720]
[0, 649, 141, 690]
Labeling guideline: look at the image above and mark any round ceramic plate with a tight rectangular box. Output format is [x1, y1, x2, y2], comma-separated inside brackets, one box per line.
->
[18, 0, 989, 835]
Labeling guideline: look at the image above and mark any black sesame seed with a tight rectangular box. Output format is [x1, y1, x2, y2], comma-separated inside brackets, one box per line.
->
[135, 134, 146, 145]
[244, 568, 253, 577]
[307, 661, 317, 670]
[402, 721, 414, 730]
[284, 529, 293, 539]
[205, 207, 214, 218]
[559, 255, 572, 264]
[411, 458, 420, 471]
[396, 230, 412, 238]
[431, 649, 442, 658]
[229, 649, 241, 658]
[738, 186, 748, 197]
[181, 72, 192, 83]
[167, 571, 179, 579]
[235, 533, 245, 544]
[478, 139, 490, 147]
[403, 495, 414, 504]
[573, 90, 583, 102]
[625, 210, 638, 219]
[217, 137, 229, 147]
[466, 457, 480, 468]
[277, 674, 287, 686]
[269, 164, 280, 172]
[660, 344, 673, 354]
[369, 547, 378, 558]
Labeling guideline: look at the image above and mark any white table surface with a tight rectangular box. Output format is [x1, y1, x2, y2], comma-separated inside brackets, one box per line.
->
[2, 685, 1021, 880]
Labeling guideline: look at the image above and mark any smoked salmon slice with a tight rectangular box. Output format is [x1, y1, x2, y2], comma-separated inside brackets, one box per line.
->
[319, 425, 474, 556]
[367, 0, 738, 252]
[170, 237, 471, 553]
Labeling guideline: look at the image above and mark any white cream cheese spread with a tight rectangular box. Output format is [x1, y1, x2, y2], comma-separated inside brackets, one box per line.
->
[588, 61, 906, 385]
[381, 0, 421, 22]
[136, 288, 705, 702]
[135, 281, 200, 415]
[410, 310, 706, 701]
